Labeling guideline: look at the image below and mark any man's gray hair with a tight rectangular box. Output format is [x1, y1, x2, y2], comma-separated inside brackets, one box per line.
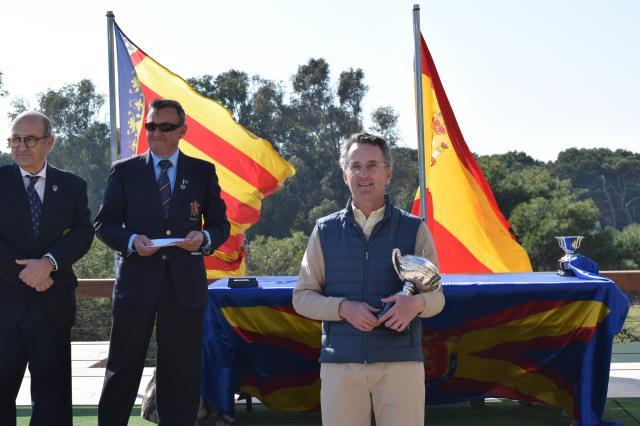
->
[11, 111, 53, 137]
[339, 132, 393, 171]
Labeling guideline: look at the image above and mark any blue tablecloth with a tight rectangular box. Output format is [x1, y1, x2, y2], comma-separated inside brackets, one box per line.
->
[201, 273, 629, 425]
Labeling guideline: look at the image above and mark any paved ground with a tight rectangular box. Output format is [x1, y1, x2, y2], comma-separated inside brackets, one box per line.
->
[16, 341, 640, 405]
[16, 342, 153, 406]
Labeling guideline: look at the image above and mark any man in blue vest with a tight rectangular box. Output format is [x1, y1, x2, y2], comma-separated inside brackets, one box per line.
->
[293, 132, 445, 426]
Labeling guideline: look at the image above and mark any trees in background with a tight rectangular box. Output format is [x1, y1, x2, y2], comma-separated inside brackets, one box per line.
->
[480, 150, 639, 271]
[189, 59, 406, 238]
[552, 148, 640, 229]
[246, 232, 309, 276]
[0, 72, 7, 97]
[2, 64, 639, 275]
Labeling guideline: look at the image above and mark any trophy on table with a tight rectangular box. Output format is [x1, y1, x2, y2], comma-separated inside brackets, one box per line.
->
[555, 236, 584, 276]
[378, 248, 442, 320]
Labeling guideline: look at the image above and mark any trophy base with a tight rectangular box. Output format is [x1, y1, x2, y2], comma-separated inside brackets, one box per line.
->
[557, 260, 575, 276]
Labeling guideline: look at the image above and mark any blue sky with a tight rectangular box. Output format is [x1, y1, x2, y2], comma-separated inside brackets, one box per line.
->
[1, 0, 638, 161]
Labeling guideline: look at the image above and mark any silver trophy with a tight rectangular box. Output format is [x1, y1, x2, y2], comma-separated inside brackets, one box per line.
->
[378, 249, 442, 319]
[555, 236, 584, 276]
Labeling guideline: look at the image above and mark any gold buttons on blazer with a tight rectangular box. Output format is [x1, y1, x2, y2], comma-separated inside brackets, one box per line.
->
[161, 255, 167, 261]
[165, 230, 172, 236]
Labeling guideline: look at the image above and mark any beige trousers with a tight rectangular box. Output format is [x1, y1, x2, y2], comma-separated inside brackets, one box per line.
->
[320, 361, 425, 426]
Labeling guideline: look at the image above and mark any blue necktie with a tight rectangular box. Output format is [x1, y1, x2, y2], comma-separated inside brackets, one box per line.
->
[26, 175, 43, 238]
[158, 160, 172, 218]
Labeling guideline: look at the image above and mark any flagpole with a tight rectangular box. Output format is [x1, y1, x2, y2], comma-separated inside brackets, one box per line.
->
[413, 5, 428, 222]
[106, 11, 120, 279]
[106, 11, 117, 163]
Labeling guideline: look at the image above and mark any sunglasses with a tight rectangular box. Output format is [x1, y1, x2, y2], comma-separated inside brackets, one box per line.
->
[144, 122, 182, 132]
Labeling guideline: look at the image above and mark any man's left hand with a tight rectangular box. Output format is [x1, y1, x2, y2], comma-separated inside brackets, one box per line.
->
[16, 258, 54, 287]
[176, 231, 204, 252]
[377, 294, 425, 332]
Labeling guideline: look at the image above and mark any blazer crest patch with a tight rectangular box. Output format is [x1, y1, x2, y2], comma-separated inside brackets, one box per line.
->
[190, 200, 201, 220]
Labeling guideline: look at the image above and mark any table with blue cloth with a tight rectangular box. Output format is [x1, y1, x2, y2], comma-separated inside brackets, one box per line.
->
[200, 273, 629, 426]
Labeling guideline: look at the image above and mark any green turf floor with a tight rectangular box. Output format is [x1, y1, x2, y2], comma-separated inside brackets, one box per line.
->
[15, 399, 640, 425]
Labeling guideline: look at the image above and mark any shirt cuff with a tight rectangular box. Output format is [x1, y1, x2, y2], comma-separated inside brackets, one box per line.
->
[127, 234, 138, 256]
[418, 288, 445, 318]
[43, 253, 58, 272]
[201, 230, 212, 252]
[328, 296, 346, 321]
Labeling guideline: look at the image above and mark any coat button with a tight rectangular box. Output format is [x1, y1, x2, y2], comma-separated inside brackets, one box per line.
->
[165, 230, 172, 236]
[161, 255, 167, 260]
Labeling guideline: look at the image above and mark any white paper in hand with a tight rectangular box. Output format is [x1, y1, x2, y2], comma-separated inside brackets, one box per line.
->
[148, 238, 186, 248]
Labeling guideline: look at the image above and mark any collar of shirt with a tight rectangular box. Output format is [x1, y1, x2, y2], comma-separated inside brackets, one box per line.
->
[150, 150, 180, 189]
[20, 161, 47, 181]
[20, 161, 47, 202]
[150, 149, 180, 170]
[352, 203, 385, 240]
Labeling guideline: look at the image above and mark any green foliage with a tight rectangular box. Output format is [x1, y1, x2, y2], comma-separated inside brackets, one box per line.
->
[370, 106, 400, 147]
[510, 195, 601, 270]
[388, 147, 419, 212]
[73, 238, 115, 279]
[552, 148, 640, 229]
[36, 80, 111, 216]
[614, 224, 640, 269]
[476, 152, 555, 217]
[3, 63, 637, 278]
[0, 71, 7, 97]
[0, 151, 12, 166]
[71, 298, 112, 342]
[188, 70, 253, 126]
[247, 231, 309, 276]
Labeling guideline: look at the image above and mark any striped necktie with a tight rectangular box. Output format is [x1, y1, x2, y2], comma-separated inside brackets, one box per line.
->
[26, 175, 43, 238]
[158, 160, 173, 218]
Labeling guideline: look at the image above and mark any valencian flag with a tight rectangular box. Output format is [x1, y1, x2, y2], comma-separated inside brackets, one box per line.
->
[201, 274, 628, 425]
[411, 34, 532, 273]
[114, 23, 295, 278]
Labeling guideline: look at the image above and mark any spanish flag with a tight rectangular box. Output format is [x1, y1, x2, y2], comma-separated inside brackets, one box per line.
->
[114, 24, 295, 278]
[412, 34, 531, 273]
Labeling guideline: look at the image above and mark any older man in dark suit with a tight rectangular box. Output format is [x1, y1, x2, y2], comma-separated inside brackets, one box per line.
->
[95, 99, 230, 425]
[0, 111, 94, 425]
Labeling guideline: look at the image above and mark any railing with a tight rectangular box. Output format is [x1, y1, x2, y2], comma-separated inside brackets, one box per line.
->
[77, 279, 115, 298]
[76, 271, 640, 299]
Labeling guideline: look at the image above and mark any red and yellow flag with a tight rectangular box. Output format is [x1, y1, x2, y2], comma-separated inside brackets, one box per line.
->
[115, 24, 295, 278]
[412, 35, 531, 273]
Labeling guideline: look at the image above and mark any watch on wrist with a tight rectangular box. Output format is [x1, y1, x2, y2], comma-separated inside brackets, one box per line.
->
[200, 231, 210, 249]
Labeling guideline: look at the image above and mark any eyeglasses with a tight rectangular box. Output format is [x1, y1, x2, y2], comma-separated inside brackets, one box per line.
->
[346, 161, 388, 174]
[7, 135, 48, 148]
[144, 122, 182, 132]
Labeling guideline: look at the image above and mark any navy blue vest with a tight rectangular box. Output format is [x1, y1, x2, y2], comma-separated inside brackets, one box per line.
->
[317, 197, 423, 363]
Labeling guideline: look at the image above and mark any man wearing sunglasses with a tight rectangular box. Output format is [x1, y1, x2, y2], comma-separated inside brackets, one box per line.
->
[0, 111, 94, 425]
[94, 99, 229, 425]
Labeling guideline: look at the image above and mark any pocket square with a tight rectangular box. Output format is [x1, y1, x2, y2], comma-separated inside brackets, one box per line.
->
[62, 228, 71, 236]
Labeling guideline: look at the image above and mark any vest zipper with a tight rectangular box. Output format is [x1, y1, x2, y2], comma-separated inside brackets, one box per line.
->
[354, 221, 370, 363]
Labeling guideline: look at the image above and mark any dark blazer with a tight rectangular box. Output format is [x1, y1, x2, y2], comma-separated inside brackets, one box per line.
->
[0, 164, 94, 329]
[94, 150, 230, 309]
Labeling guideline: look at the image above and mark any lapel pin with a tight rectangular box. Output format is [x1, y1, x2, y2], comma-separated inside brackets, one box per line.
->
[180, 179, 189, 190]
[52, 185, 58, 192]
